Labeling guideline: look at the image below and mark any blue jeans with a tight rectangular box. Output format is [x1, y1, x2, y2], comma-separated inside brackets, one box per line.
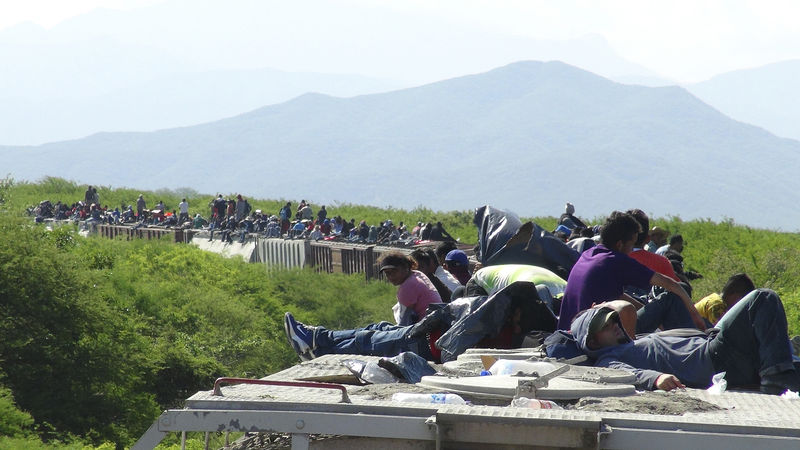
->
[707, 289, 795, 386]
[314, 321, 433, 359]
[636, 290, 695, 334]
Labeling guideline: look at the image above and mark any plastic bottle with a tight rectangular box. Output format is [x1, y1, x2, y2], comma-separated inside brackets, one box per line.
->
[510, 397, 563, 409]
[482, 359, 558, 376]
[391, 393, 467, 405]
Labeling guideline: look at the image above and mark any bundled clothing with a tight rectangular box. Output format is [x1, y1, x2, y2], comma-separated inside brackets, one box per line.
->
[473, 205, 579, 280]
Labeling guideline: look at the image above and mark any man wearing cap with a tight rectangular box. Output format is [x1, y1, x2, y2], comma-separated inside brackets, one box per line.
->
[433, 242, 461, 290]
[443, 250, 471, 285]
[550, 288, 800, 395]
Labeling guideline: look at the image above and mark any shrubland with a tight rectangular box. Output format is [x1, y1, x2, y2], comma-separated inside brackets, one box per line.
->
[1, 176, 798, 448]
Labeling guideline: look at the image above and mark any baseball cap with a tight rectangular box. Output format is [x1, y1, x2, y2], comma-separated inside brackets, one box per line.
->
[445, 249, 468, 266]
[588, 307, 618, 338]
[379, 262, 397, 272]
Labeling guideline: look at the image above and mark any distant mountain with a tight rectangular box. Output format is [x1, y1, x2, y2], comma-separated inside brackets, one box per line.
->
[0, 2, 671, 145]
[4, 61, 800, 230]
[686, 60, 800, 141]
[0, 61, 400, 145]
[515, 34, 674, 87]
[0, 20, 399, 145]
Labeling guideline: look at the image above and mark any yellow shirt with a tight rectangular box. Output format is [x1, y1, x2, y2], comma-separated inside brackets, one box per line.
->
[695, 293, 727, 326]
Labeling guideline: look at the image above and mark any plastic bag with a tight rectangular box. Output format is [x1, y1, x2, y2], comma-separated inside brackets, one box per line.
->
[780, 390, 799, 400]
[706, 371, 727, 395]
[379, 352, 436, 384]
[482, 359, 558, 376]
[510, 397, 562, 409]
[342, 359, 399, 384]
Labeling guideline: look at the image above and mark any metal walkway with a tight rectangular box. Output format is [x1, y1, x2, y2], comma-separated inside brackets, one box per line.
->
[134, 355, 800, 450]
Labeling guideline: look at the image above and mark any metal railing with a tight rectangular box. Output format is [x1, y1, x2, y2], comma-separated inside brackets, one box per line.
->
[95, 225, 433, 280]
[97, 224, 196, 243]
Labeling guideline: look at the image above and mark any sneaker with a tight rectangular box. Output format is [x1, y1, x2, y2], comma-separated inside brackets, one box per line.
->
[760, 369, 800, 395]
[284, 312, 317, 361]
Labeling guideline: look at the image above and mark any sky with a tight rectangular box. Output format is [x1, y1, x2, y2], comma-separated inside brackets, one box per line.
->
[2, 0, 800, 83]
[0, 0, 161, 29]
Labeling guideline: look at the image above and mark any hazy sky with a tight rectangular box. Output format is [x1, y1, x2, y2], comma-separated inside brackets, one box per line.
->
[2, 0, 800, 83]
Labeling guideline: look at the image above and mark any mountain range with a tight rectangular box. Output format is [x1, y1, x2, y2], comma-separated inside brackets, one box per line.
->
[4, 2, 800, 148]
[685, 60, 800, 141]
[3, 60, 799, 230]
[0, 2, 668, 146]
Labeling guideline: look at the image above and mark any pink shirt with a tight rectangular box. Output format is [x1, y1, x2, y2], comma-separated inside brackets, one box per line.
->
[397, 270, 443, 321]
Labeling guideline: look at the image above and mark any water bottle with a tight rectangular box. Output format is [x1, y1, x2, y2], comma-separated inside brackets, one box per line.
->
[510, 397, 562, 409]
[482, 359, 558, 376]
[391, 393, 467, 405]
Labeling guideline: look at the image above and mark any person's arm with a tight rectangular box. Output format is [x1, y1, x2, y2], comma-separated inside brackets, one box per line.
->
[601, 357, 686, 391]
[618, 293, 644, 310]
[596, 357, 663, 390]
[649, 272, 706, 330]
[596, 300, 637, 339]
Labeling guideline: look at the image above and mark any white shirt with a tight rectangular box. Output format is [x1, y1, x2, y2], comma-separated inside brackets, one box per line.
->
[435, 265, 462, 291]
[179, 201, 189, 214]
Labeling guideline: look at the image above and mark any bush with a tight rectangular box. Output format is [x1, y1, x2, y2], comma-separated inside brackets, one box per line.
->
[0, 385, 33, 438]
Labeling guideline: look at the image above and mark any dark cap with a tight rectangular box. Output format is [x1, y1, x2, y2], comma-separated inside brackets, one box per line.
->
[379, 263, 397, 272]
[445, 249, 468, 266]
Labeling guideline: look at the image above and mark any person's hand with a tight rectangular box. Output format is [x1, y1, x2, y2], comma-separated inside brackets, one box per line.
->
[655, 374, 685, 391]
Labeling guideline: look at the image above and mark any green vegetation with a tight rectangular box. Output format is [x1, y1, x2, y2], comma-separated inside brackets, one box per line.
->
[0, 177, 398, 448]
[654, 216, 800, 329]
[1, 176, 799, 448]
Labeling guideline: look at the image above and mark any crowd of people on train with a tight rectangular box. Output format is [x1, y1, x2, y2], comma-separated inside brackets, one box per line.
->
[28, 187, 460, 246]
[284, 203, 800, 396]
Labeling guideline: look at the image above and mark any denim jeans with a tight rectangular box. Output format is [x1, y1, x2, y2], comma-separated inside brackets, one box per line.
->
[314, 321, 433, 359]
[707, 289, 795, 386]
[636, 290, 695, 334]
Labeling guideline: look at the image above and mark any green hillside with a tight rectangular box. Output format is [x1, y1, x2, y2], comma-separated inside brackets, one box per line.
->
[1, 177, 799, 448]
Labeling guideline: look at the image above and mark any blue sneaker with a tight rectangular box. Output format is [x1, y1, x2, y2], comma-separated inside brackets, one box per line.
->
[284, 312, 317, 361]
